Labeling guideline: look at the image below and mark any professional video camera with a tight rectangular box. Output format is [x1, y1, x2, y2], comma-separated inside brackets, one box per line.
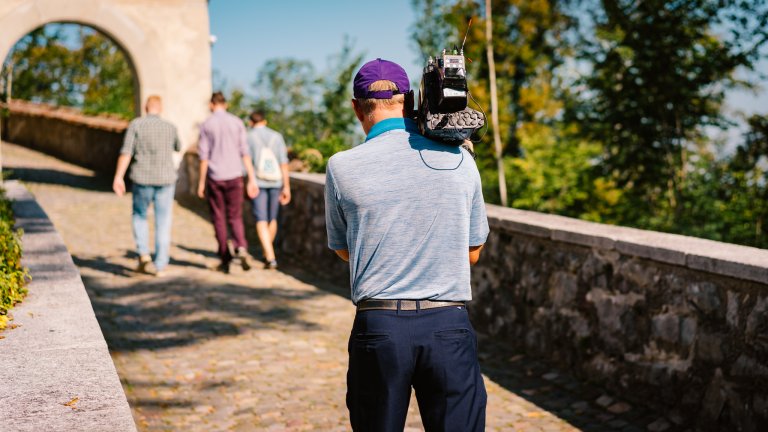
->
[415, 27, 485, 146]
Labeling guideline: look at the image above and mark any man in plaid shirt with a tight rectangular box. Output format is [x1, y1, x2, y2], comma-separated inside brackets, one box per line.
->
[113, 95, 180, 276]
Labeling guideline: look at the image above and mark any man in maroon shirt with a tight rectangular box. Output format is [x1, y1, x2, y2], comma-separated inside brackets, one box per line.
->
[197, 92, 259, 273]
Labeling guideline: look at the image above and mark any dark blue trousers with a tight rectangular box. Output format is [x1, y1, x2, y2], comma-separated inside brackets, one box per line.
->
[347, 304, 487, 432]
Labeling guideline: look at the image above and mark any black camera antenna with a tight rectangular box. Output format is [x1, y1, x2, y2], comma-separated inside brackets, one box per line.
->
[460, 18, 473, 54]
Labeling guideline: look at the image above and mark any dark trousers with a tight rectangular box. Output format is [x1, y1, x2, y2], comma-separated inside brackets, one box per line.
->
[206, 177, 247, 262]
[347, 304, 486, 432]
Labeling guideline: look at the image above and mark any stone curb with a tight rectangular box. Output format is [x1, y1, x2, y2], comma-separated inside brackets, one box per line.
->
[0, 180, 136, 432]
[291, 174, 768, 285]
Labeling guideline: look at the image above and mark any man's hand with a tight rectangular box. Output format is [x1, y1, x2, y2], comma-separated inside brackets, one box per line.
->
[246, 179, 259, 199]
[279, 186, 291, 205]
[469, 244, 484, 265]
[112, 154, 131, 196]
[113, 177, 126, 196]
[334, 249, 350, 262]
[198, 159, 209, 199]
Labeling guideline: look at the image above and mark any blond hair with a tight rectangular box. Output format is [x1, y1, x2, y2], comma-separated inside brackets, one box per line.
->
[355, 80, 405, 117]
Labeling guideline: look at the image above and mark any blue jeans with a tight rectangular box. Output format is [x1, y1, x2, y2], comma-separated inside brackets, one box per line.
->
[347, 305, 486, 431]
[132, 184, 175, 270]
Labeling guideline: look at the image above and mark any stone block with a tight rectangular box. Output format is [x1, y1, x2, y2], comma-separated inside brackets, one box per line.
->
[680, 317, 697, 349]
[587, 288, 644, 338]
[652, 313, 681, 345]
[619, 259, 659, 289]
[552, 228, 616, 250]
[753, 393, 768, 418]
[646, 417, 671, 432]
[730, 354, 768, 378]
[687, 251, 768, 285]
[548, 271, 578, 307]
[686, 282, 722, 316]
[559, 308, 590, 340]
[696, 332, 724, 364]
[745, 296, 768, 354]
[727, 291, 741, 329]
[700, 369, 726, 425]
[614, 234, 687, 266]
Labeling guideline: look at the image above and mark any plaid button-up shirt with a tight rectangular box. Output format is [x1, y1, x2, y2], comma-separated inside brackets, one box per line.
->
[120, 114, 180, 185]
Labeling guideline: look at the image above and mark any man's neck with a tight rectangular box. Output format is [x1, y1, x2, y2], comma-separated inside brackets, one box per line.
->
[362, 110, 404, 135]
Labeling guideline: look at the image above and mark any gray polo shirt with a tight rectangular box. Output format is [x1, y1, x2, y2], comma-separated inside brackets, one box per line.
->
[325, 118, 489, 304]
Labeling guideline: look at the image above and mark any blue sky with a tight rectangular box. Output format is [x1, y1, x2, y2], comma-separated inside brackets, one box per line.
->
[208, 0, 424, 92]
[208, 0, 764, 123]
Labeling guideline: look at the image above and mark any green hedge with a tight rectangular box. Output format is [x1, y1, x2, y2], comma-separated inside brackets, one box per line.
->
[0, 186, 28, 330]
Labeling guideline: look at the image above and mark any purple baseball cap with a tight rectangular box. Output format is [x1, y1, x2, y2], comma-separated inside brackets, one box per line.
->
[353, 58, 410, 99]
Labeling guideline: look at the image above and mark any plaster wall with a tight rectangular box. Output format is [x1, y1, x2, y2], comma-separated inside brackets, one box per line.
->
[0, 0, 212, 168]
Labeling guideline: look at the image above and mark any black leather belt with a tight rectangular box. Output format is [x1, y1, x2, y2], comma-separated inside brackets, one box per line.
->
[357, 299, 465, 311]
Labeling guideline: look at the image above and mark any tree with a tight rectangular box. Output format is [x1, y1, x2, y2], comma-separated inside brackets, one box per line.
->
[718, 115, 768, 247]
[237, 39, 365, 172]
[1, 23, 135, 119]
[2, 26, 79, 107]
[78, 32, 135, 118]
[575, 0, 768, 227]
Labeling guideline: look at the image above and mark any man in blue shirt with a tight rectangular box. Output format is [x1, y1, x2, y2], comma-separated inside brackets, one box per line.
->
[325, 58, 489, 432]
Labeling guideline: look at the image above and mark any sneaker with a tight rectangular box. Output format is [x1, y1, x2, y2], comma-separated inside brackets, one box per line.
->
[264, 259, 278, 270]
[235, 247, 252, 271]
[215, 261, 230, 274]
[137, 255, 157, 275]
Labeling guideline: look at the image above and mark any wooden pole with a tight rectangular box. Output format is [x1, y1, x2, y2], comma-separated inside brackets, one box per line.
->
[485, 0, 507, 206]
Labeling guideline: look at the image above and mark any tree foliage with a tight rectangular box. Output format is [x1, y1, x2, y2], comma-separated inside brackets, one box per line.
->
[1, 23, 135, 119]
[575, 0, 768, 227]
[217, 39, 365, 172]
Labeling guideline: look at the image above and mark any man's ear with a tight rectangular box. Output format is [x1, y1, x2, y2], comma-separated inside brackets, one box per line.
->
[351, 99, 365, 122]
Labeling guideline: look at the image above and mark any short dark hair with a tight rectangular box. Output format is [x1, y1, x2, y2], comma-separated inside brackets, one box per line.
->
[211, 91, 227, 104]
[249, 111, 266, 124]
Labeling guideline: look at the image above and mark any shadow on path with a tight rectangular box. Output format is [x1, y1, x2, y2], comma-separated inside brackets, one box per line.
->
[6, 166, 112, 192]
[81, 269, 324, 352]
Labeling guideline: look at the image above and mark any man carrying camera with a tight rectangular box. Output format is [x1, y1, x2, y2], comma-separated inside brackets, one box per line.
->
[325, 58, 489, 431]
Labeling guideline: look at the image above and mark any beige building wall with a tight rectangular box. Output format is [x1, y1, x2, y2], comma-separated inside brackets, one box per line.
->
[0, 0, 212, 159]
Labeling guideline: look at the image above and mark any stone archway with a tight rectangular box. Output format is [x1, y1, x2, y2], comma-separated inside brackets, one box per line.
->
[0, 0, 212, 152]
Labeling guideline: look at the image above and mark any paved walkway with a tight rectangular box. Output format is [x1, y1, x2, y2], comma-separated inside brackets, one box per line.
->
[5, 142, 662, 431]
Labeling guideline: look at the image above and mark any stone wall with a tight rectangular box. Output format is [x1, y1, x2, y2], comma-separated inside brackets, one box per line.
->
[0, 181, 136, 431]
[1, 100, 202, 196]
[278, 174, 768, 431]
[2, 100, 127, 175]
[279, 173, 350, 285]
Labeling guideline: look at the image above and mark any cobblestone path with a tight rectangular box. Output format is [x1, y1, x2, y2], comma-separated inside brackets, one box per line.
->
[6, 142, 662, 431]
